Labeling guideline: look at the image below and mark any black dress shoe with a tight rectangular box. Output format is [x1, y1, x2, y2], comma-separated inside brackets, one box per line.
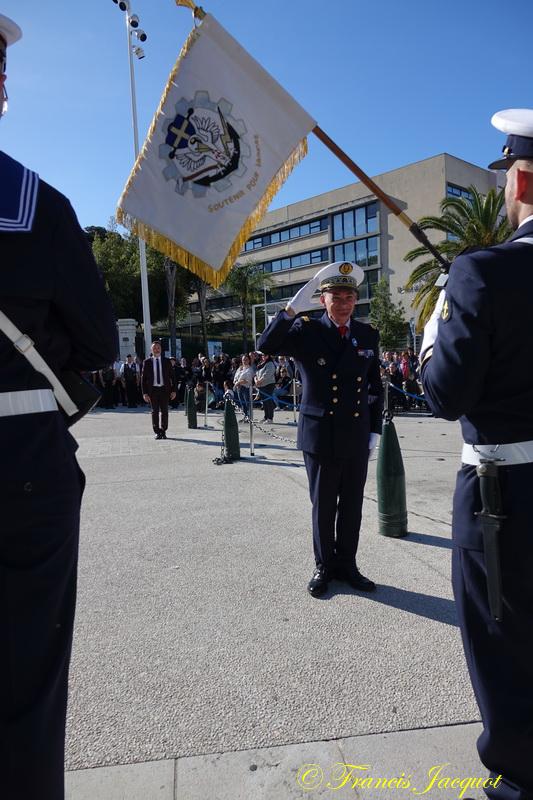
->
[161, 432, 167, 439]
[155, 432, 162, 439]
[307, 567, 329, 597]
[337, 569, 376, 592]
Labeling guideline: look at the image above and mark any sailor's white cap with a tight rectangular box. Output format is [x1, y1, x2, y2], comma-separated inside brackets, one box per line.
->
[0, 13, 22, 49]
[488, 109, 533, 170]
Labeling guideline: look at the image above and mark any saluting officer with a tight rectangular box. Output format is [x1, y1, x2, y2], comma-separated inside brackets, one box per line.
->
[258, 261, 383, 597]
[420, 109, 533, 800]
[0, 15, 117, 800]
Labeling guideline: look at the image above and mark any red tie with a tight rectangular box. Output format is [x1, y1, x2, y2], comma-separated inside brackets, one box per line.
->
[338, 325, 348, 339]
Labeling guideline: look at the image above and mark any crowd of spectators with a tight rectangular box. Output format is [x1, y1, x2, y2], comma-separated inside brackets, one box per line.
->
[379, 347, 426, 410]
[87, 345, 427, 418]
[86, 351, 300, 421]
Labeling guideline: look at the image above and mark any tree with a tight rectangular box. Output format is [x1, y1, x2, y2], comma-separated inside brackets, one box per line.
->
[222, 259, 274, 352]
[90, 222, 189, 340]
[369, 278, 408, 350]
[404, 185, 512, 327]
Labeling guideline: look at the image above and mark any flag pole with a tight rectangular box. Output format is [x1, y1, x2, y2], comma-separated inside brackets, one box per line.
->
[312, 125, 450, 272]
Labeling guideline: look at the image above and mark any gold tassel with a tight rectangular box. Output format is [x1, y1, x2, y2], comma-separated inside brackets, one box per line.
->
[117, 136, 308, 288]
[175, 0, 206, 19]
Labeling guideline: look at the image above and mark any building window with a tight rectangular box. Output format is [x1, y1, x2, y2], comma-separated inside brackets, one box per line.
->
[262, 248, 329, 273]
[332, 201, 378, 241]
[447, 183, 473, 202]
[244, 236, 264, 252]
[357, 268, 380, 301]
[267, 282, 307, 302]
[244, 216, 327, 252]
[333, 236, 379, 267]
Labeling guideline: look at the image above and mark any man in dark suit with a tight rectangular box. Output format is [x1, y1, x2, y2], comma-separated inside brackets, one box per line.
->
[142, 340, 175, 439]
[0, 15, 117, 800]
[420, 108, 533, 800]
[258, 261, 383, 597]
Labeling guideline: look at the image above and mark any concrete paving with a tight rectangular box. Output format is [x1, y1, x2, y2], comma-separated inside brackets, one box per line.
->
[63, 405, 489, 798]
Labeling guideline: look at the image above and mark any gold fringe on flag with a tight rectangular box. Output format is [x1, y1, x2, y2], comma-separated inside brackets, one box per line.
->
[117, 137, 308, 288]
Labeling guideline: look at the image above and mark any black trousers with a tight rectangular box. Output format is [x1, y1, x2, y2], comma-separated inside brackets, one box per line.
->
[452, 464, 533, 800]
[1, 417, 85, 800]
[125, 380, 138, 407]
[303, 451, 368, 572]
[150, 387, 169, 433]
[259, 383, 276, 421]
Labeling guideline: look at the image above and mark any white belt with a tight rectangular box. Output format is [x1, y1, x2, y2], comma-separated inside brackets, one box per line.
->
[462, 440, 533, 466]
[0, 389, 58, 417]
[0, 309, 78, 417]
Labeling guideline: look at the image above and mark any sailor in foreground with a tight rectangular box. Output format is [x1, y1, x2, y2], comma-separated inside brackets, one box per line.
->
[420, 108, 533, 800]
[258, 261, 383, 597]
[0, 14, 117, 800]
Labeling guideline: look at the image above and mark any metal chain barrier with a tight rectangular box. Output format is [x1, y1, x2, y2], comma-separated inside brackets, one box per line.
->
[212, 412, 233, 465]
[220, 391, 298, 449]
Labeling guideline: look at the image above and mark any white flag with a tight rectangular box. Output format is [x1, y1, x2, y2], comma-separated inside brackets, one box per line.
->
[116, 14, 316, 287]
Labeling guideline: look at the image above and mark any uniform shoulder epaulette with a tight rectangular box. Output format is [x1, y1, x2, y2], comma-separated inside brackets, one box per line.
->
[301, 316, 310, 322]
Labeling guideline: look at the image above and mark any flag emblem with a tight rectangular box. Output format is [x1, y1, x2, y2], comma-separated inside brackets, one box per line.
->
[161, 92, 252, 196]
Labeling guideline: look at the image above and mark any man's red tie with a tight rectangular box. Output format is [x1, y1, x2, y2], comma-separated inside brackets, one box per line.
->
[338, 325, 348, 339]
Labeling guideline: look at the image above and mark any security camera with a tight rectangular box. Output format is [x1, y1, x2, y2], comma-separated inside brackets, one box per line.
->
[133, 46, 145, 59]
[118, 0, 129, 11]
[129, 14, 139, 28]
[136, 29, 147, 42]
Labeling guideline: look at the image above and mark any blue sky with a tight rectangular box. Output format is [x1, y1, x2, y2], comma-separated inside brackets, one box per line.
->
[2, 0, 532, 229]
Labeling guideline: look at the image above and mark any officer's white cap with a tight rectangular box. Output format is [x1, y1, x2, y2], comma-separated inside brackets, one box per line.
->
[319, 261, 365, 292]
[0, 13, 22, 49]
[488, 109, 533, 170]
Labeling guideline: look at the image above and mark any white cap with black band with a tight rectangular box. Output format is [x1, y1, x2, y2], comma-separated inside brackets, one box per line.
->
[0, 13, 22, 50]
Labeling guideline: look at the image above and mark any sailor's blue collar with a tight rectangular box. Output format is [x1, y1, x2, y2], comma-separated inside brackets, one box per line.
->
[0, 150, 39, 233]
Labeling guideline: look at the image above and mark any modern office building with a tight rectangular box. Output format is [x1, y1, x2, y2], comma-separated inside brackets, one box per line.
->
[177, 153, 502, 350]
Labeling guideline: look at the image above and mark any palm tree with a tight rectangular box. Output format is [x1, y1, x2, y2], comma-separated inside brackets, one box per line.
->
[404, 185, 512, 327]
[222, 259, 274, 352]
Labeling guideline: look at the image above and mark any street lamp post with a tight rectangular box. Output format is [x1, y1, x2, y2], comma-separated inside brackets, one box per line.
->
[113, 0, 152, 357]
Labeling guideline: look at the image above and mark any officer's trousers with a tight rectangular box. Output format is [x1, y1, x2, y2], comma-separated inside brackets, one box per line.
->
[452, 463, 533, 800]
[303, 452, 368, 571]
[1, 420, 85, 800]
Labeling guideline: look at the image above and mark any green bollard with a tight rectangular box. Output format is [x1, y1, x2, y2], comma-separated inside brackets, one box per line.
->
[376, 414, 408, 537]
[223, 400, 240, 460]
[186, 384, 197, 429]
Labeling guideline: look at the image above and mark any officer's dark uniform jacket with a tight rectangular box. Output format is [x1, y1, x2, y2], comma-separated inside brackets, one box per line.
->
[0, 151, 117, 800]
[421, 219, 533, 800]
[258, 310, 383, 454]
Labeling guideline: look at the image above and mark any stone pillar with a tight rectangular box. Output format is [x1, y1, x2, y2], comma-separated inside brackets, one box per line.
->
[117, 319, 138, 361]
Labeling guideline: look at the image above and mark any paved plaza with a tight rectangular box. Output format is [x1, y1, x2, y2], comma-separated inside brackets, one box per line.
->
[65, 406, 490, 799]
